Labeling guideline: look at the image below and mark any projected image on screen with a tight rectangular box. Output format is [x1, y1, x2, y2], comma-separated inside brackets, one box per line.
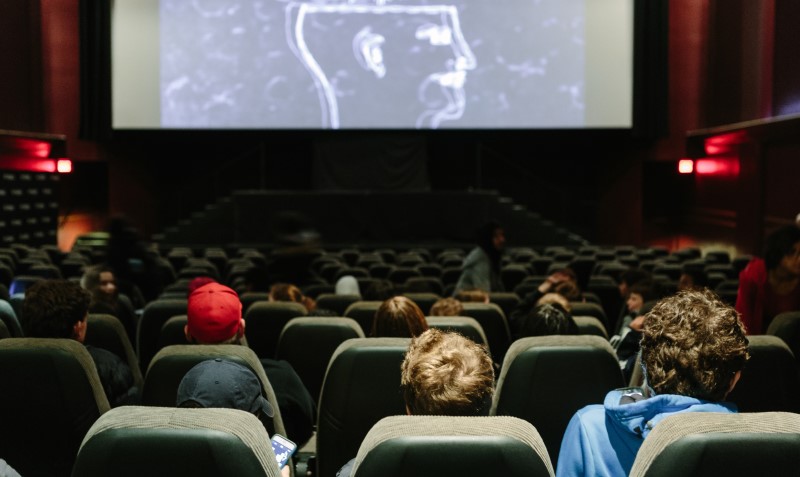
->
[157, 0, 587, 129]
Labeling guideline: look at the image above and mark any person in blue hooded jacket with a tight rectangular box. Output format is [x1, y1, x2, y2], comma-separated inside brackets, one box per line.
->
[556, 288, 750, 477]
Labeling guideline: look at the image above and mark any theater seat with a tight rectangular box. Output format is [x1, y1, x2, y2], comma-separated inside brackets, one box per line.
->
[629, 412, 800, 477]
[0, 338, 110, 476]
[245, 301, 308, 359]
[425, 316, 488, 349]
[491, 335, 625, 464]
[85, 313, 144, 389]
[351, 415, 554, 477]
[316, 337, 410, 477]
[72, 406, 282, 477]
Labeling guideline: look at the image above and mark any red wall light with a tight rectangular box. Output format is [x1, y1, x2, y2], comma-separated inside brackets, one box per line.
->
[678, 159, 694, 174]
[56, 159, 72, 173]
[695, 158, 739, 176]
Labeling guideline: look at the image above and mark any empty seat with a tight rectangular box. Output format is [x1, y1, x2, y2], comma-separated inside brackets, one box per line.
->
[350, 415, 555, 477]
[569, 302, 608, 330]
[0, 338, 110, 476]
[85, 313, 144, 389]
[629, 412, 800, 477]
[239, 291, 270, 314]
[491, 335, 625, 464]
[459, 302, 511, 364]
[402, 292, 441, 314]
[343, 301, 383, 336]
[315, 293, 361, 316]
[573, 316, 609, 339]
[316, 337, 410, 477]
[766, 311, 800, 367]
[137, 298, 188, 373]
[403, 276, 443, 296]
[727, 335, 800, 412]
[156, 315, 192, 350]
[244, 301, 308, 359]
[72, 406, 282, 477]
[275, 317, 365, 404]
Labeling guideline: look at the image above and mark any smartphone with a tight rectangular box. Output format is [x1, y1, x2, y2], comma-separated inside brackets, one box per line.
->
[271, 433, 297, 469]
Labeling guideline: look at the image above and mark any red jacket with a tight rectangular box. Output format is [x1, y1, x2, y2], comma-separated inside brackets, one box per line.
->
[735, 257, 767, 334]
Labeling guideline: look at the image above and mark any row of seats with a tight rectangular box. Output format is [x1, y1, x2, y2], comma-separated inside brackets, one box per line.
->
[3, 331, 799, 477]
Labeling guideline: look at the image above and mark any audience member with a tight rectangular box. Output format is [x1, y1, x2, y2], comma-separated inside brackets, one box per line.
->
[185, 282, 316, 447]
[335, 275, 361, 297]
[362, 279, 397, 301]
[371, 296, 429, 338]
[454, 288, 490, 303]
[736, 224, 800, 334]
[105, 215, 163, 304]
[177, 359, 291, 477]
[677, 268, 709, 291]
[453, 221, 506, 294]
[516, 302, 578, 338]
[610, 267, 653, 337]
[337, 328, 495, 476]
[556, 289, 749, 477]
[536, 292, 572, 312]
[610, 281, 657, 382]
[80, 264, 138, 342]
[429, 297, 464, 316]
[22, 279, 140, 407]
[509, 269, 576, 336]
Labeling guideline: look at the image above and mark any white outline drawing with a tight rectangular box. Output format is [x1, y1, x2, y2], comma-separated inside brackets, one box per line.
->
[285, 1, 477, 129]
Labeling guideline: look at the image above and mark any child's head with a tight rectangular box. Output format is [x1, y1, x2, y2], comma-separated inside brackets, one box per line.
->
[626, 282, 654, 313]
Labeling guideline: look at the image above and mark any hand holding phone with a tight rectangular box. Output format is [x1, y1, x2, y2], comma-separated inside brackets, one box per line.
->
[271, 433, 297, 470]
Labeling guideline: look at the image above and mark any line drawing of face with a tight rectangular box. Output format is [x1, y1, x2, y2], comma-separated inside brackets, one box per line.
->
[285, 2, 477, 129]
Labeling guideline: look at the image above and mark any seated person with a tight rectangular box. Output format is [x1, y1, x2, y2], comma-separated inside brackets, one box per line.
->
[185, 281, 317, 447]
[454, 288, 490, 304]
[556, 289, 749, 477]
[371, 296, 429, 338]
[509, 269, 577, 336]
[23, 279, 140, 407]
[80, 264, 138, 343]
[337, 328, 495, 477]
[429, 297, 464, 316]
[516, 302, 578, 338]
[453, 221, 506, 294]
[677, 268, 709, 291]
[177, 359, 290, 477]
[610, 282, 657, 383]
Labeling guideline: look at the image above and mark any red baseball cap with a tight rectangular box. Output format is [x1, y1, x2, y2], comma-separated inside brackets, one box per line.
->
[187, 282, 243, 343]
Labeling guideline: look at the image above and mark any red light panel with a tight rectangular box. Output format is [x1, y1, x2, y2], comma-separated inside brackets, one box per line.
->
[695, 158, 740, 176]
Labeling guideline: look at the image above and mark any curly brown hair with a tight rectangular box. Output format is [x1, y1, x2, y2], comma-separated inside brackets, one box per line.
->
[401, 328, 495, 416]
[641, 289, 749, 401]
[269, 283, 304, 303]
[371, 296, 429, 338]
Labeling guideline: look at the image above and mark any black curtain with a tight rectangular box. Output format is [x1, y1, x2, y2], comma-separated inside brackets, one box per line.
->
[632, 0, 669, 140]
[78, 0, 112, 141]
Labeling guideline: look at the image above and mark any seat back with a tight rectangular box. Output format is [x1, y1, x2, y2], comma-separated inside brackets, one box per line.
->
[0, 338, 110, 476]
[568, 301, 608, 330]
[0, 298, 22, 337]
[459, 302, 511, 363]
[351, 415, 554, 477]
[244, 301, 308, 359]
[72, 406, 282, 477]
[401, 292, 441, 314]
[275, 317, 365, 404]
[727, 335, 800, 412]
[316, 337, 410, 477]
[425, 316, 488, 349]
[142, 344, 288, 439]
[489, 292, 522, 320]
[85, 313, 144, 389]
[156, 315, 192, 350]
[767, 311, 800, 366]
[629, 412, 800, 477]
[491, 335, 625, 464]
[315, 293, 361, 316]
[137, 298, 188, 372]
[572, 315, 609, 339]
[343, 301, 383, 336]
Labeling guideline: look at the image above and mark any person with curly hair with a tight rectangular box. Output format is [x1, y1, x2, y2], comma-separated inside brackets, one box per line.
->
[336, 328, 495, 476]
[556, 289, 749, 477]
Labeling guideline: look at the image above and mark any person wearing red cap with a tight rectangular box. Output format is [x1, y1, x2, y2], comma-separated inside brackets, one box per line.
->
[184, 281, 316, 449]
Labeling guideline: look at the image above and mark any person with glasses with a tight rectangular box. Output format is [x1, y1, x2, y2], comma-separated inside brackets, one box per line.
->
[736, 224, 800, 334]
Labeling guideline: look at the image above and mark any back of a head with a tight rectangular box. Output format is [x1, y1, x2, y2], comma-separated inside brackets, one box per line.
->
[641, 289, 749, 401]
[429, 297, 464, 317]
[764, 224, 800, 270]
[521, 302, 578, 337]
[177, 358, 274, 419]
[371, 296, 429, 338]
[621, 268, 652, 287]
[23, 279, 90, 338]
[269, 283, 304, 303]
[363, 279, 397, 301]
[186, 282, 243, 344]
[455, 288, 489, 303]
[401, 328, 494, 416]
